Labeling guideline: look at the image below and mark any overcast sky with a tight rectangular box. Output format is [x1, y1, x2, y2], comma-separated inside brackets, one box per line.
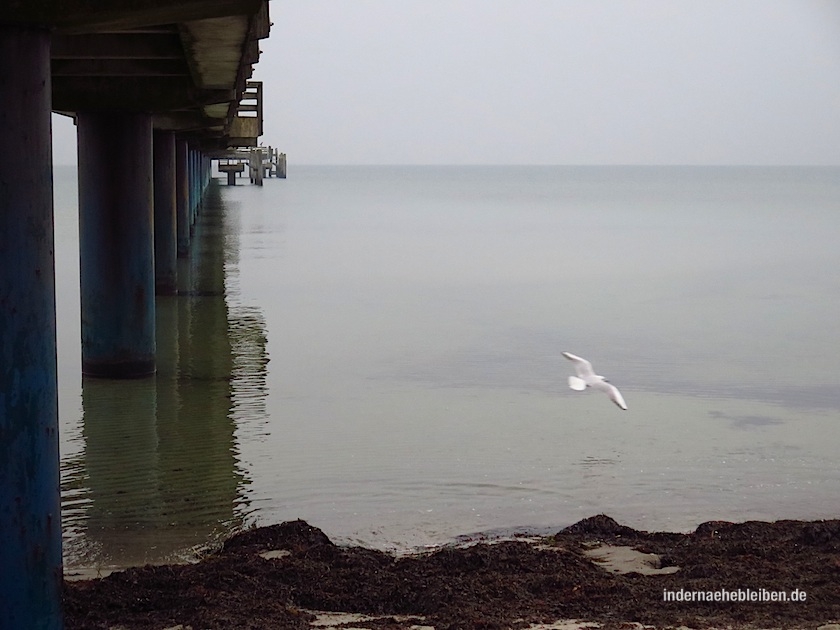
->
[52, 0, 840, 165]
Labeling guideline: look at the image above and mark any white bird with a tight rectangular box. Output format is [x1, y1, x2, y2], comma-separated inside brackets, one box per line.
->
[562, 352, 627, 410]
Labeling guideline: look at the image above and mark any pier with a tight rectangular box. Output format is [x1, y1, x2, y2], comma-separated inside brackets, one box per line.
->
[1, 2, 271, 626]
[214, 79, 287, 185]
[217, 145, 287, 185]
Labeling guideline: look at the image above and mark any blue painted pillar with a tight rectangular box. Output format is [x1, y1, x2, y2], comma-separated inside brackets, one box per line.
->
[153, 130, 177, 295]
[190, 149, 198, 223]
[190, 149, 198, 227]
[175, 138, 190, 257]
[77, 112, 156, 378]
[195, 151, 201, 215]
[0, 26, 64, 629]
[200, 155, 206, 199]
[195, 151, 203, 217]
[186, 150, 192, 227]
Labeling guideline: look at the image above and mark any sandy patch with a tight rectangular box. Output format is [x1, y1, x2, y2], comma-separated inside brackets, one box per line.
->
[308, 610, 431, 629]
[583, 543, 680, 575]
[258, 548, 292, 560]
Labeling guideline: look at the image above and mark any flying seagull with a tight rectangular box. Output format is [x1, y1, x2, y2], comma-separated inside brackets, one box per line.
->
[562, 352, 628, 410]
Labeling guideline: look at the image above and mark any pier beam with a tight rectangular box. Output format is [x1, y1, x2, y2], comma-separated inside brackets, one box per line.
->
[0, 25, 64, 629]
[77, 112, 156, 378]
[153, 130, 177, 295]
[175, 138, 190, 257]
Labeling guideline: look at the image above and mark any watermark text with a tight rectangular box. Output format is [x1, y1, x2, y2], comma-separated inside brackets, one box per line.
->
[663, 588, 806, 603]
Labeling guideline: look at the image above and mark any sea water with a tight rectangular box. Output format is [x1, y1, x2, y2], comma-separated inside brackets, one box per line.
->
[53, 165, 840, 569]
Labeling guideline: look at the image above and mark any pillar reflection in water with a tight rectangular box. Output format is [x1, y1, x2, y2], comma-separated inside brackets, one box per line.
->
[64, 181, 268, 570]
[79, 378, 161, 565]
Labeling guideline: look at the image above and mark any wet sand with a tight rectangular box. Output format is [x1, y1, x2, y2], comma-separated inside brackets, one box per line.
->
[64, 514, 840, 629]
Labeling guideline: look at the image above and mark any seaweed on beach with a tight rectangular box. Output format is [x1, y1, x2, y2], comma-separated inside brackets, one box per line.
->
[64, 515, 840, 629]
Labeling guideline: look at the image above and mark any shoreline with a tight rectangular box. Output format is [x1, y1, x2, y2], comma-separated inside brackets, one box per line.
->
[64, 514, 840, 630]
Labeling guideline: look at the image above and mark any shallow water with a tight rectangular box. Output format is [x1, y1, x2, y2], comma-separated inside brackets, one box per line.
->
[54, 165, 840, 569]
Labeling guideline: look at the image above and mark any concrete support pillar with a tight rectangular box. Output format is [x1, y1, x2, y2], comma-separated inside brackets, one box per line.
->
[195, 151, 201, 219]
[0, 26, 64, 629]
[77, 112, 156, 378]
[197, 152, 205, 212]
[187, 150, 193, 223]
[195, 151, 203, 217]
[153, 130, 177, 295]
[250, 148, 264, 186]
[175, 139, 190, 257]
[188, 149, 197, 227]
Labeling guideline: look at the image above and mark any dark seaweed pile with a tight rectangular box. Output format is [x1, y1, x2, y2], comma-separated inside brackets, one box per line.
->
[64, 515, 840, 629]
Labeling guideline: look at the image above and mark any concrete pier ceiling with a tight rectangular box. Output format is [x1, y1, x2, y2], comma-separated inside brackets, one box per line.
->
[40, 0, 271, 146]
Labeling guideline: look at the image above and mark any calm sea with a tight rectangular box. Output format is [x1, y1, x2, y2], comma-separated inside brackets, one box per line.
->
[53, 164, 840, 570]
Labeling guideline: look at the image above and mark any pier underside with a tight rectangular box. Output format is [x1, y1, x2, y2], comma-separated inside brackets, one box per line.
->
[2, 2, 270, 626]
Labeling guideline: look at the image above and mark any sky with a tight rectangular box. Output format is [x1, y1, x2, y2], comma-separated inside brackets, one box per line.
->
[51, 0, 840, 165]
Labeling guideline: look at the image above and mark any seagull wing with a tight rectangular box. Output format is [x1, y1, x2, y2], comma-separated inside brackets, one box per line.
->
[591, 381, 628, 410]
[562, 352, 595, 378]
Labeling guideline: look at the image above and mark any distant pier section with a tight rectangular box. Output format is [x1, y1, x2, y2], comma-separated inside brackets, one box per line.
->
[218, 146, 287, 185]
[214, 81, 287, 185]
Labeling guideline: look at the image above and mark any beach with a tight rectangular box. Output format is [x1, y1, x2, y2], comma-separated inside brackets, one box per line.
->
[63, 514, 840, 629]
